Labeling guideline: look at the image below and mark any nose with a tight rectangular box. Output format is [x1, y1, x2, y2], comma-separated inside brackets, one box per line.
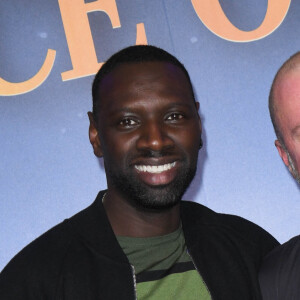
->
[136, 121, 173, 152]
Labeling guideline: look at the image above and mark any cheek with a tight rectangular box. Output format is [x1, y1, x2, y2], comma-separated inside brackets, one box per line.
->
[292, 148, 300, 171]
[171, 129, 201, 153]
[283, 140, 300, 173]
[101, 132, 136, 161]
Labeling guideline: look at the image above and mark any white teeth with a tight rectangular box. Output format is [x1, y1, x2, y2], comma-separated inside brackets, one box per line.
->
[135, 162, 176, 174]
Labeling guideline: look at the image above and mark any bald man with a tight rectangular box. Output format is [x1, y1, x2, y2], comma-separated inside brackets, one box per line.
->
[259, 52, 300, 299]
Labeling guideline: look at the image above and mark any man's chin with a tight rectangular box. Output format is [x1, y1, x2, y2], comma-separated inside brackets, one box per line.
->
[123, 171, 195, 212]
[116, 182, 175, 211]
[132, 187, 181, 212]
[108, 164, 196, 211]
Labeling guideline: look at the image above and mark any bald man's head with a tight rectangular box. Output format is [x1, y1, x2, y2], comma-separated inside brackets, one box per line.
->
[269, 52, 300, 183]
[269, 52, 300, 144]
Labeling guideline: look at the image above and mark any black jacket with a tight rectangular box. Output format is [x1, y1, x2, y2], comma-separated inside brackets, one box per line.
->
[0, 191, 278, 299]
[259, 235, 300, 299]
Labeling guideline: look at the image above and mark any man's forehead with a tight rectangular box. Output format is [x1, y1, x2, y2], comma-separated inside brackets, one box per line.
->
[275, 70, 300, 105]
[97, 61, 191, 100]
[94, 61, 194, 116]
[274, 70, 300, 129]
[101, 61, 185, 83]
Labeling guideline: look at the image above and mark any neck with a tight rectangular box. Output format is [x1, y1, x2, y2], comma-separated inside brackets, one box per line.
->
[102, 190, 181, 238]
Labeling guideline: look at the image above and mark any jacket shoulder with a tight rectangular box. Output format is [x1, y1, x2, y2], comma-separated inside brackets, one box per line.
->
[0, 219, 72, 298]
[0, 201, 95, 299]
[181, 200, 279, 252]
[259, 235, 300, 299]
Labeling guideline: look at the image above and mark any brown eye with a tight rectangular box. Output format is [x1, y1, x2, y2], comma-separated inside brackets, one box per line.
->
[166, 113, 184, 121]
[119, 118, 138, 127]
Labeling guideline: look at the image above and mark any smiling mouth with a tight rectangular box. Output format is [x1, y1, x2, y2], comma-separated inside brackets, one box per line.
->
[134, 162, 177, 174]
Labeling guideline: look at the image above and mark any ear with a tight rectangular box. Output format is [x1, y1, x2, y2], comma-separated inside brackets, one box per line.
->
[195, 102, 203, 148]
[275, 139, 292, 172]
[195, 101, 202, 126]
[88, 112, 103, 157]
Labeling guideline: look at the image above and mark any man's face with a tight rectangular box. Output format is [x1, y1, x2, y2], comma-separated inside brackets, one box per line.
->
[274, 70, 300, 183]
[90, 62, 202, 211]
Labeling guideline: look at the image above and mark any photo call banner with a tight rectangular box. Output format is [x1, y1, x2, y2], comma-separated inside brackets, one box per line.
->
[1, 0, 299, 270]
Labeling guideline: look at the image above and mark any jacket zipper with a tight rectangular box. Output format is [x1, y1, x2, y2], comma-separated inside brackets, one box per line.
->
[130, 264, 137, 300]
[187, 250, 213, 300]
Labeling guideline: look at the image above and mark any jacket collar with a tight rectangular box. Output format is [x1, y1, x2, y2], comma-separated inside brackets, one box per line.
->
[67, 190, 130, 264]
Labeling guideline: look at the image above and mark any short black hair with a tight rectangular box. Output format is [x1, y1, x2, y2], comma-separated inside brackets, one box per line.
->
[92, 45, 195, 118]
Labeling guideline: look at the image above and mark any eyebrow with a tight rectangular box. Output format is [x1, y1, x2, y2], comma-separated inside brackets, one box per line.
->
[109, 102, 195, 114]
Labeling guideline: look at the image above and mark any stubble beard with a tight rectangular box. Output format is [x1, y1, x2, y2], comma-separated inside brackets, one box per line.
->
[106, 158, 198, 212]
[286, 151, 300, 184]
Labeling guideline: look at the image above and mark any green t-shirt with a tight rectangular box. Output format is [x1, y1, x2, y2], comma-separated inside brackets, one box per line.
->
[117, 226, 211, 299]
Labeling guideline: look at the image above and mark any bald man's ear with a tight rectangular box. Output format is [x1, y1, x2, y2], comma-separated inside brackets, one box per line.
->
[275, 140, 292, 173]
[88, 112, 103, 158]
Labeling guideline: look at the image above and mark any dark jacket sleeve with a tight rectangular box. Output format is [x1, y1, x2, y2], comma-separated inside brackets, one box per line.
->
[0, 221, 72, 300]
[259, 235, 300, 300]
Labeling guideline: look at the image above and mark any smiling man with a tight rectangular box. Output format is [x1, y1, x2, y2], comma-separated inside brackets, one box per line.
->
[259, 52, 300, 300]
[0, 45, 278, 300]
